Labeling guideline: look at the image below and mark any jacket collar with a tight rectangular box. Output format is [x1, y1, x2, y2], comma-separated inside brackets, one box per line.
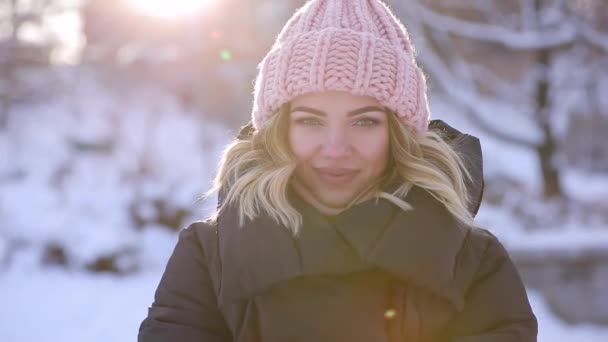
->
[216, 120, 483, 312]
[297, 185, 470, 307]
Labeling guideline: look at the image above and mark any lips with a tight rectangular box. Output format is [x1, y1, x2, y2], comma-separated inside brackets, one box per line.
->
[314, 167, 359, 186]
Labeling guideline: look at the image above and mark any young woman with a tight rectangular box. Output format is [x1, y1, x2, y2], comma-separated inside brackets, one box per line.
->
[138, 0, 537, 341]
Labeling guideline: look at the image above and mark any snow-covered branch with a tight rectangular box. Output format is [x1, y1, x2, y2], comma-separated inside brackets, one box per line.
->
[469, 64, 531, 104]
[520, 0, 537, 30]
[405, 25, 541, 147]
[396, 0, 606, 148]
[408, 1, 577, 50]
[426, 28, 531, 105]
[580, 25, 608, 53]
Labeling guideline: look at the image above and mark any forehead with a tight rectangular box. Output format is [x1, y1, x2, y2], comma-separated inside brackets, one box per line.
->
[290, 91, 382, 111]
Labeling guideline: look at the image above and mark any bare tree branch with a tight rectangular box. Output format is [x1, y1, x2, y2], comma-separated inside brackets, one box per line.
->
[408, 0, 577, 50]
[469, 64, 529, 104]
[580, 25, 608, 52]
[406, 25, 539, 148]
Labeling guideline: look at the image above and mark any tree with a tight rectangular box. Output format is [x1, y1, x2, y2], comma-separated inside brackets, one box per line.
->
[395, 0, 608, 198]
[0, 0, 68, 129]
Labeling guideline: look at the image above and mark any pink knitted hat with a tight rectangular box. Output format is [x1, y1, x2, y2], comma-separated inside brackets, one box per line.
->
[251, 0, 430, 133]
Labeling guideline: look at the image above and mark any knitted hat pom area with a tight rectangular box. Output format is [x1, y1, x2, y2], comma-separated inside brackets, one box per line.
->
[251, 0, 431, 134]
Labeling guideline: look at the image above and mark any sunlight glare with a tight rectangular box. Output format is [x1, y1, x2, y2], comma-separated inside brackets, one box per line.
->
[127, 0, 210, 19]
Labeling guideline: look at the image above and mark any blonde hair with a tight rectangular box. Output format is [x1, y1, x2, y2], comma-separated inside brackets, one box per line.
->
[206, 104, 475, 236]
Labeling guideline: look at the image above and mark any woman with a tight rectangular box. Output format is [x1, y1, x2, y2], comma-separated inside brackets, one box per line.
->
[138, 0, 537, 341]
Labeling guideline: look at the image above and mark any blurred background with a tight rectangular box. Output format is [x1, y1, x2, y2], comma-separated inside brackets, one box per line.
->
[0, 0, 607, 340]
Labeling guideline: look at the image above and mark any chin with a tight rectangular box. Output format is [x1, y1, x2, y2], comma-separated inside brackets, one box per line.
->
[316, 191, 357, 209]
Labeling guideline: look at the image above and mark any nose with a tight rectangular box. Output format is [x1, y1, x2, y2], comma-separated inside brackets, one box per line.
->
[319, 128, 351, 158]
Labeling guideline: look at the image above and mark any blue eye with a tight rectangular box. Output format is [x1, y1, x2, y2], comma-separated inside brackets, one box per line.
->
[295, 118, 322, 126]
[354, 118, 379, 127]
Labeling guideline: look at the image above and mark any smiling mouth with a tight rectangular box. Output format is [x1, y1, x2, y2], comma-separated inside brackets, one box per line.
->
[314, 168, 360, 185]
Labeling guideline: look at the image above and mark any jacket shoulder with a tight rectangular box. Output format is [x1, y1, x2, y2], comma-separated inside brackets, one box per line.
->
[184, 220, 222, 291]
[445, 227, 537, 340]
[466, 227, 508, 259]
[138, 220, 232, 341]
[454, 226, 510, 293]
[186, 220, 220, 250]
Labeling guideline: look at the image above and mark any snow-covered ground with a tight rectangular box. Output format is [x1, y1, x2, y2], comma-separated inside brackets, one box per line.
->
[0, 69, 229, 272]
[529, 290, 608, 341]
[0, 266, 161, 342]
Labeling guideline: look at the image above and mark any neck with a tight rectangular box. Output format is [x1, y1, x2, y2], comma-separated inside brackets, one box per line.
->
[290, 180, 345, 216]
[290, 179, 378, 217]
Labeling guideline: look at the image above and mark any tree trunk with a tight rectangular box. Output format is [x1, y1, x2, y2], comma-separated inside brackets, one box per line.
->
[535, 48, 563, 198]
[533, 0, 563, 199]
[536, 123, 562, 198]
[0, 101, 9, 130]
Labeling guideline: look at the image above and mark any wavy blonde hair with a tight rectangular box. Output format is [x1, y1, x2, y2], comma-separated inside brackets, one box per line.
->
[206, 103, 475, 236]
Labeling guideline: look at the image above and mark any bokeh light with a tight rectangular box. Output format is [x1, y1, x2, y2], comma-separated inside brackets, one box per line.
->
[220, 49, 232, 61]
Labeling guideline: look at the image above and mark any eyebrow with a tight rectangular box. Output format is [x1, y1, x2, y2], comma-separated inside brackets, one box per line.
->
[289, 106, 387, 117]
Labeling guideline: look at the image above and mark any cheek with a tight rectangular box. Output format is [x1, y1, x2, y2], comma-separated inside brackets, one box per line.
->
[288, 126, 317, 161]
[355, 131, 390, 171]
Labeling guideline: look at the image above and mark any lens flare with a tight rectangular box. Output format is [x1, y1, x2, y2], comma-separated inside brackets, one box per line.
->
[384, 309, 397, 319]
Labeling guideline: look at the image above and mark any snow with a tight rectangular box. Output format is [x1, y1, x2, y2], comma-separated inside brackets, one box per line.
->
[562, 169, 608, 203]
[0, 68, 229, 269]
[477, 203, 608, 254]
[0, 265, 161, 342]
[0, 64, 232, 340]
[529, 289, 608, 341]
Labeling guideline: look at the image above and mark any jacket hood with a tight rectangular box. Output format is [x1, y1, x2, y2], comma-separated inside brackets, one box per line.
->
[428, 119, 484, 217]
[216, 119, 484, 311]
